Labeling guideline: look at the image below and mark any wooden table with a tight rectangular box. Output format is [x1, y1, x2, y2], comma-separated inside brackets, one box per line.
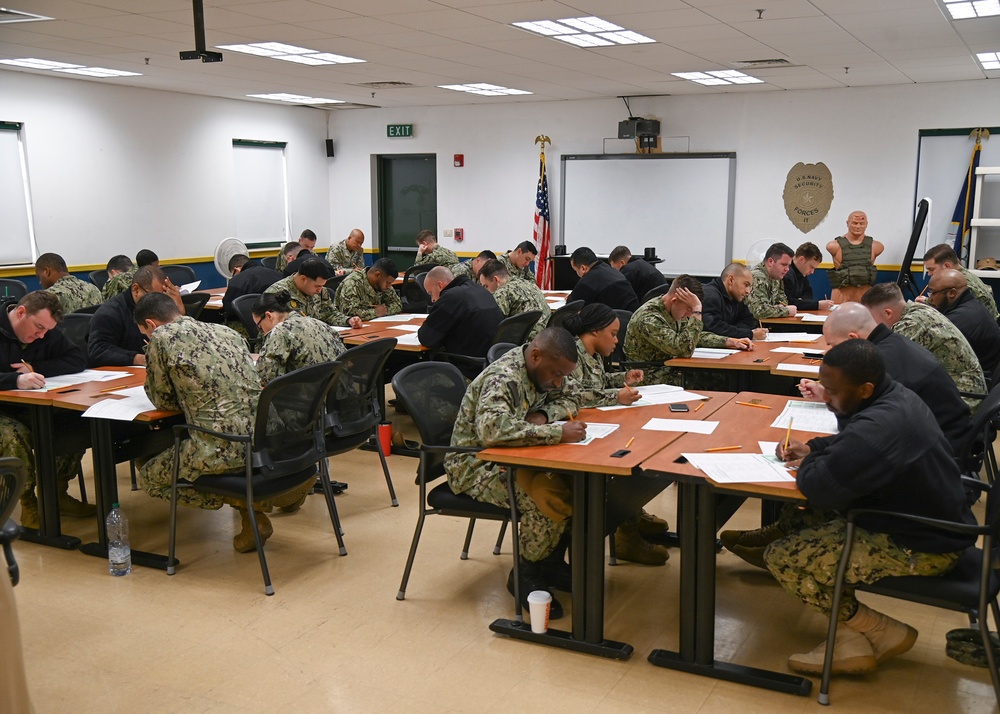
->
[665, 339, 823, 391]
[342, 315, 429, 352]
[480, 392, 735, 659]
[201, 287, 227, 312]
[768, 336, 828, 379]
[640, 391, 822, 696]
[761, 308, 831, 333]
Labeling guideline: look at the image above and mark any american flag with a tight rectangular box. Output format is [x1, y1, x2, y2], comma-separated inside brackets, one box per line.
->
[534, 150, 552, 289]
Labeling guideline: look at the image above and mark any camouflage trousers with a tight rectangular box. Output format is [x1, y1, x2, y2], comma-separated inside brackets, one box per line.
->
[137, 440, 237, 510]
[464, 467, 569, 562]
[0, 414, 83, 496]
[763, 507, 962, 621]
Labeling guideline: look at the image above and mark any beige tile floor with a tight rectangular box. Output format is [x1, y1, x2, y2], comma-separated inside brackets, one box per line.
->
[8, 411, 998, 713]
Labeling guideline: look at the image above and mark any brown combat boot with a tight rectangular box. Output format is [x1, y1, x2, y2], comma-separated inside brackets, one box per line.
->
[720, 521, 787, 551]
[224, 498, 274, 553]
[272, 479, 315, 514]
[637, 509, 669, 537]
[614, 520, 669, 565]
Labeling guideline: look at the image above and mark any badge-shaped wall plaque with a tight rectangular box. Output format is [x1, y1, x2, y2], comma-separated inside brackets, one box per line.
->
[782, 162, 834, 233]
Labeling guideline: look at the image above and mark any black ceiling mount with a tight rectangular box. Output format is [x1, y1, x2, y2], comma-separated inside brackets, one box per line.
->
[179, 0, 223, 63]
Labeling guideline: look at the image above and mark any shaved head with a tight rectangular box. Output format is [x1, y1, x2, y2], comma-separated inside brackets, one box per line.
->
[721, 262, 750, 280]
[823, 302, 876, 346]
[929, 268, 966, 292]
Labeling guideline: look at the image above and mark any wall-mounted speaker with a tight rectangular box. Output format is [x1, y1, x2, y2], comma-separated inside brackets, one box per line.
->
[325, 139, 335, 158]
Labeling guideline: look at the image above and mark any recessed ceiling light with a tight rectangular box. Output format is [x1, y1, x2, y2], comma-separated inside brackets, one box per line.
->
[438, 83, 532, 96]
[672, 70, 764, 86]
[0, 58, 83, 70]
[54, 67, 141, 77]
[943, 0, 1000, 18]
[978, 51, 1000, 69]
[248, 93, 345, 104]
[219, 43, 365, 65]
[513, 15, 656, 48]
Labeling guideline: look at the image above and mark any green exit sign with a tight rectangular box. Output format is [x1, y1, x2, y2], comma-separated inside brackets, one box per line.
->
[387, 124, 414, 138]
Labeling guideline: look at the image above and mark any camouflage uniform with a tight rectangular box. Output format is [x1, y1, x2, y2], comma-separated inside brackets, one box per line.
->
[493, 279, 551, 341]
[414, 244, 459, 268]
[894, 301, 986, 410]
[445, 345, 578, 562]
[0, 415, 82, 495]
[451, 261, 475, 281]
[274, 251, 290, 273]
[623, 297, 728, 385]
[265, 275, 354, 327]
[569, 338, 626, 408]
[333, 270, 403, 321]
[328, 239, 365, 272]
[960, 266, 999, 320]
[499, 252, 535, 282]
[746, 262, 791, 319]
[101, 268, 135, 301]
[256, 311, 346, 386]
[47, 275, 102, 313]
[140, 316, 260, 509]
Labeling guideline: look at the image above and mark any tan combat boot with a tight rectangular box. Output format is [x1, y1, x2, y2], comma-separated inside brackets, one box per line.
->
[787, 626, 878, 675]
[720, 521, 787, 550]
[844, 603, 918, 664]
[271, 479, 315, 514]
[637, 509, 669, 538]
[225, 497, 274, 553]
[614, 519, 669, 565]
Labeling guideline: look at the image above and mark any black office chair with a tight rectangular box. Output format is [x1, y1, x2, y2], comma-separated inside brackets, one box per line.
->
[641, 283, 671, 303]
[400, 264, 435, 314]
[324, 273, 348, 301]
[0, 458, 27, 586]
[320, 338, 399, 511]
[0, 279, 28, 301]
[957, 384, 1000, 486]
[547, 300, 584, 330]
[161, 264, 197, 286]
[432, 311, 542, 378]
[56, 313, 92, 353]
[607, 309, 633, 368]
[71, 304, 101, 315]
[167, 361, 346, 595]
[486, 342, 517, 365]
[181, 292, 211, 320]
[391, 361, 519, 601]
[231, 293, 262, 350]
[88, 269, 109, 289]
[818, 478, 1000, 706]
[261, 256, 278, 270]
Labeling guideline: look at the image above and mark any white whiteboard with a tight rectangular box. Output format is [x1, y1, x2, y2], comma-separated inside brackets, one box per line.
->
[560, 153, 736, 276]
[232, 143, 290, 244]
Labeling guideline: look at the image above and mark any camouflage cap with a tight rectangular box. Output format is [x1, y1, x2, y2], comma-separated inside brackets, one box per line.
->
[945, 628, 1000, 668]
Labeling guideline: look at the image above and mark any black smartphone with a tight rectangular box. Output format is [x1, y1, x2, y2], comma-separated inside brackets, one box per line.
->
[669, 403, 690, 412]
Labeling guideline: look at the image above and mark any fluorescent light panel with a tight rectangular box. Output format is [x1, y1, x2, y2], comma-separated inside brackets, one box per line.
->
[978, 51, 1000, 69]
[248, 93, 345, 104]
[54, 67, 141, 77]
[0, 58, 82, 69]
[438, 83, 532, 96]
[672, 70, 764, 86]
[943, 0, 1000, 18]
[513, 16, 655, 46]
[218, 42, 365, 65]
[0, 57, 140, 78]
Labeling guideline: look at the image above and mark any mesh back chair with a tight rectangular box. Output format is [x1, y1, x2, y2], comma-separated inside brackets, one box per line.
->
[88, 269, 109, 289]
[261, 256, 277, 270]
[432, 311, 542, 377]
[0, 458, 27, 586]
[0, 279, 28, 301]
[391, 361, 519, 601]
[607, 309, 633, 368]
[401, 263, 435, 314]
[818, 479, 1000, 706]
[324, 273, 348, 302]
[957, 384, 1000, 486]
[321, 338, 399, 508]
[161, 264, 197, 286]
[167, 361, 346, 595]
[180, 292, 212, 320]
[56, 313, 92, 353]
[547, 300, 584, 330]
[71, 304, 100, 315]
[641, 283, 671, 304]
[486, 342, 517, 365]
[231, 293, 262, 349]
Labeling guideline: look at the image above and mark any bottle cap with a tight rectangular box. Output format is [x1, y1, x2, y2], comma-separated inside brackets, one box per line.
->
[111, 502, 119, 508]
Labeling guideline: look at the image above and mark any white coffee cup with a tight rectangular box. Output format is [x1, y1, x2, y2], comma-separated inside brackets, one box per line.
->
[527, 590, 552, 633]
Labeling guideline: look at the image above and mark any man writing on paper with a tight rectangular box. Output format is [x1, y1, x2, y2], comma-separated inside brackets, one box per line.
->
[498, 241, 538, 283]
[624, 274, 753, 387]
[265, 260, 362, 329]
[768, 340, 973, 675]
[783, 242, 835, 312]
[920, 244, 998, 319]
[446, 327, 585, 618]
[478, 259, 550, 341]
[926, 268, 1000, 377]
[702, 263, 768, 341]
[333, 258, 403, 321]
[451, 249, 495, 283]
[747, 242, 797, 320]
[1, 291, 90, 528]
[328, 229, 366, 274]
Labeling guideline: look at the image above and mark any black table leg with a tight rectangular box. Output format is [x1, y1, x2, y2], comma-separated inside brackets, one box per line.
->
[18, 405, 80, 549]
[490, 471, 633, 660]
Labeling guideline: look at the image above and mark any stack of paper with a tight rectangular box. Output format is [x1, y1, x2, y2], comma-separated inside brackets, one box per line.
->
[551, 421, 619, 446]
[642, 419, 718, 434]
[18, 369, 132, 392]
[82, 386, 157, 421]
[770, 400, 838, 434]
[764, 333, 820, 342]
[597, 386, 709, 410]
[800, 313, 828, 322]
[682, 452, 795, 483]
[394, 333, 424, 346]
[769, 346, 825, 354]
[369, 314, 415, 323]
[690, 348, 739, 359]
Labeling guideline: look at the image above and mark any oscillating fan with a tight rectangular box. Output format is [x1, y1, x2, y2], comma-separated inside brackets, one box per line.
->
[214, 237, 248, 279]
[745, 239, 775, 268]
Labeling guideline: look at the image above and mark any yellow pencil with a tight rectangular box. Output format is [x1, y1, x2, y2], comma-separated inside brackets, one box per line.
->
[21, 360, 34, 373]
[625, 383, 637, 394]
[784, 417, 793, 451]
[735, 401, 772, 409]
[624, 436, 635, 448]
[694, 401, 705, 412]
[916, 283, 929, 299]
[706, 445, 742, 452]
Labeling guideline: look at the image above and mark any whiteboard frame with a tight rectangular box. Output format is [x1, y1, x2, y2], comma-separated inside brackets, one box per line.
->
[558, 152, 736, 276]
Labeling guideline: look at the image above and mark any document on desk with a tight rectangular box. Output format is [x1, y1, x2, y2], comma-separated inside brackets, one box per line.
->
[682, 453, 796, 483]
[777, 363, 821, 375]
[799, 313, 828, 322]
[763, 333, 820, 342]
[690, 348, 739, 359]
[393, 332, 424, 346]
[180, 280, 201, 294]
[596, 386, 708, 410]
[547, 300, 567, 310]
[769, 346, 826, 354]
[770, 400, 838, 434]
[369, 314, 417, 322]
[642, 418, 719, 434]
[82, 386, 157, 421]
[329, 326, 352, 332]
[15, 369, 132, 392]
[551, 421, 619, 445]
[389, 324, 422, 332]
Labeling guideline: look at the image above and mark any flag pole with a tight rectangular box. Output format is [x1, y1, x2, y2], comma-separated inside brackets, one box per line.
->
[533, 135, 553, 290]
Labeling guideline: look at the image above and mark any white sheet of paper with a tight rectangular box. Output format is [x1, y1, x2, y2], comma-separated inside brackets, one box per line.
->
[15, 369, 132, 392]
[777, 364, 821, 375]
[82, 386, 157, 421]
[329, 326, 352, 332]
[547, 300, 567, 310]
[180, 280, 201, 294]
[682, 453, 796, 483]
[596, 389, 708, 411]
[690, 348, 738, 359]
[769, 346, 826, 354]
[551, 421, 619, 445]
[368, 314, 416, 322]
[393, 333, 424, 346]
[770, 400, 838, 434]
[764, 333, 820, 342]
[389, 324, 421, 332]
[642, 418, 719, 434]
[800, 313, 828, 322]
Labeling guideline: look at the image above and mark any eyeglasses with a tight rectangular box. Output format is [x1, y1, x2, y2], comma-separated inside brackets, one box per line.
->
[254, 315, 266, 331]
[925, 288, 956, 297]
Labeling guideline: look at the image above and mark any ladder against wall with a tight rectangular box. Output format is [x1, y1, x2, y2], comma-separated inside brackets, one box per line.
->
[967, 167, 1000, 279]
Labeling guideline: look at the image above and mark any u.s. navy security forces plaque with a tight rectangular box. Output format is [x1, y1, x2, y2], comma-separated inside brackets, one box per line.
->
[783, 162, 833, 233]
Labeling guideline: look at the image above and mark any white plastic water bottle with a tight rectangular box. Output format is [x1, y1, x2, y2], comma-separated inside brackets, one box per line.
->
[106, 503, 132, 576]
